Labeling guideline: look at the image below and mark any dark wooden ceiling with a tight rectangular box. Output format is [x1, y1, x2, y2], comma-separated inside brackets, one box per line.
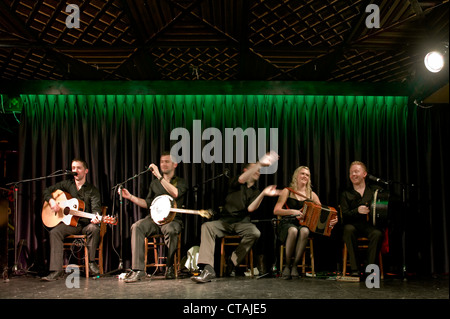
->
[0, 0, 448, 89]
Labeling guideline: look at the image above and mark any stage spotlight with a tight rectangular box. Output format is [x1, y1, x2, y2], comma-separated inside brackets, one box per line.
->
[424, 51, 445, 73]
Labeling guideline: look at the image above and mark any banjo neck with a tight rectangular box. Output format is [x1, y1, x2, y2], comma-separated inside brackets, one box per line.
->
[170, 208, 204, 215]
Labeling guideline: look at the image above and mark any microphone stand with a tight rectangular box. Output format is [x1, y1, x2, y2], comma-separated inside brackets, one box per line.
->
[250, 217, 280, 279]
[192, 170, 229, 192]
[192, 170, 229, 210]
[372, 177, 412, 281]
[387, 179, 414, 281]
[6, 170, 75, 275]
[106, 168, 152, 276]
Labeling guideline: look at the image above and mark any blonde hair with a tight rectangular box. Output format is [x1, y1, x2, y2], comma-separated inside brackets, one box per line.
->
[350, 161, 367, 172]
[289, 166, 312, 199]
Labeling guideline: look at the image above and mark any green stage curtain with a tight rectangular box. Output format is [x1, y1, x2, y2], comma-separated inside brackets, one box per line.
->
[15, 94, 449, 275]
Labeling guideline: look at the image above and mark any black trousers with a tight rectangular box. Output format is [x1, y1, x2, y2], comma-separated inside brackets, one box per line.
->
[48, 222, 100, 271]
[343, 222, 383, 272]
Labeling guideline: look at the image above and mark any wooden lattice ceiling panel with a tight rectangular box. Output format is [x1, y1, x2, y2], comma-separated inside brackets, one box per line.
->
[0, 0, 447, 89]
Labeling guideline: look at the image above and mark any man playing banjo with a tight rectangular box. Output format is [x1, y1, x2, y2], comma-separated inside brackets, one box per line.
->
[120, 151, 188, 282]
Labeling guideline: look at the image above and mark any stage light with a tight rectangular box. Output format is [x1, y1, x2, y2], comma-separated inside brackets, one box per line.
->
[424, 51, 445, 73]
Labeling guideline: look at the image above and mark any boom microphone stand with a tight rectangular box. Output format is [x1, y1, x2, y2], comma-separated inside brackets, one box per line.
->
[249, 217, 280, 279]
[370, 175, 413, 281]
[192, 168, 229, 211]
[106, 167, 153, 276]
[6, 170, 76, 275]
[388, 179, 414, 281]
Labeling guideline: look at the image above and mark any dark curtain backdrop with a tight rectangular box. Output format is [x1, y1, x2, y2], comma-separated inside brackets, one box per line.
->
[15, 94, 448, 276]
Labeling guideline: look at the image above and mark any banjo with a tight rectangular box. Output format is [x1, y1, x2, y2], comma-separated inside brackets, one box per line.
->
[150, 195, 213, 225]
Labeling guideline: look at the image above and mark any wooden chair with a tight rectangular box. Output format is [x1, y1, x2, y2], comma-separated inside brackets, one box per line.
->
[279, 238, 315, 277]
[219, 235, 254, 277]
[63, 206, 108, 277]
[342, 237, 384, 279]
[144, 233, 181, 278]
[96, 206, 108, 274]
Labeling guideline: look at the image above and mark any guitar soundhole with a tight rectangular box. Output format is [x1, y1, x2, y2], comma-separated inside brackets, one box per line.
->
[64, 207, 70, 216]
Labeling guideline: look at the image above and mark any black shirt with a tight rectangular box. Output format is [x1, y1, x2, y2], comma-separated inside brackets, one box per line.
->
[145, 176, 188, 222]
[340, 183, 381, 225]
[220, 176, 261, 223]
[42, 179, 102, 226]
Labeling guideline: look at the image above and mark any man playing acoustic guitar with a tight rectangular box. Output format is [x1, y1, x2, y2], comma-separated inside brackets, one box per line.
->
[41, 158, 102, 281]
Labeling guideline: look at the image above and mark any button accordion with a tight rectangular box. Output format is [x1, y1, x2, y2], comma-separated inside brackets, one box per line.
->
[301, 201, 337, 237]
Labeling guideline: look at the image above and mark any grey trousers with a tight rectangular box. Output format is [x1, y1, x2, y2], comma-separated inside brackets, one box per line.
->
[130, 215, 182, 270]
[49, 222, 100, 271]
[197, 219, 260, 267]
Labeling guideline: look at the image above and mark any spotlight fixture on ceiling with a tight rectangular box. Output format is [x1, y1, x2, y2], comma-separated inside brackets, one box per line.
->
[424, 42, 448, 73]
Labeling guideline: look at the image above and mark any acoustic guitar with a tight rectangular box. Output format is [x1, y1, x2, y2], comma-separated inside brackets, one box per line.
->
[42, 189, 117, 227]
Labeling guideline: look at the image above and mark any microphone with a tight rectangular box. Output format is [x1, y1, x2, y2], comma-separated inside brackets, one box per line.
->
[64, 170, 78, 176]
[367, 174, 388, 185]
[223, 168, 230, 178]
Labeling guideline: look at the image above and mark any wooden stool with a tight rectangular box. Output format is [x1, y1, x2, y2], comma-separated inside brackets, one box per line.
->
[144, 233, 181, 278]
[219, 235, 254, 277]
[95, 206, 109, 274]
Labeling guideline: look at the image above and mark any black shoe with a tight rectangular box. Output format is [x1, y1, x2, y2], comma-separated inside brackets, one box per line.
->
[89, 262, 100, 276]
[191, 267, 216, 283]
[350, 269, 361, 277]
[124, 270, 146, 283]
[165, 266, 175, 279]
[290, 266, 299, 279]
[41, 271, 64, 282]
[282, 266, 292, 280]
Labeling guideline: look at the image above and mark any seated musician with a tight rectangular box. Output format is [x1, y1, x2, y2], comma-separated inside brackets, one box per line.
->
[41, 158, 102, 281]
[120, 151, 188, 282]
[191, 151, 280, 283]
[274, 166, 337, 279]
[340, 161, 383, 277]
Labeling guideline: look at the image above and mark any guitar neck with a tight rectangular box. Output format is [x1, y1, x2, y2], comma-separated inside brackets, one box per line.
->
[69, 210, 98, 219]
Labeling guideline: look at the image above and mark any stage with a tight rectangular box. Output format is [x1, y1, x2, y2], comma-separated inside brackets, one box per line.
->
[1, 272, 448, 316]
